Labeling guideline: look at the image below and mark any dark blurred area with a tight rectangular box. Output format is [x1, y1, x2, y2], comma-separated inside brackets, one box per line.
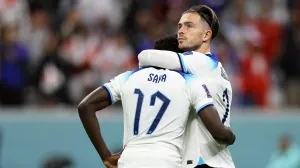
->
[0, 0, 299, 109]
[41, 155, 74, 168]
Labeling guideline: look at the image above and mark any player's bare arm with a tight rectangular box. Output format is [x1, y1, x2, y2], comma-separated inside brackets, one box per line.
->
[198, 106, 236, 146]
[78, 87, 117, 167]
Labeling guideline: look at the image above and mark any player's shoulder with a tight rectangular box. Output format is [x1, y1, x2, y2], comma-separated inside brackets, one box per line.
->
[181, 51, 208, 58]
[174, 71, 200, 85]
[121, 67, 166, 81]
[182, 51, 204, 56]
[181, 51, 220, 71]
[174, 72, 207, 97]
[110, 68, 143, 83]
[182, 51, 219, 62]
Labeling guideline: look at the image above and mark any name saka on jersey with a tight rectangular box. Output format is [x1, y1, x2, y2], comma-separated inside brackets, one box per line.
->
[103, 67, 214, 168]
[138, 50, 235, 168]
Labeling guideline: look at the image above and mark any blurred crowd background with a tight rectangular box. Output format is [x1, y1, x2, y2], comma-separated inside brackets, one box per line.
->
[0, 0, 300, 109]
[1, 1, 300, 168]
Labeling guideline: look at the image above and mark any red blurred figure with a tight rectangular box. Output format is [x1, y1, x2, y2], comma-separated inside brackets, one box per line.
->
[252, 1, 283, 65]
[240, 43, 270, 107]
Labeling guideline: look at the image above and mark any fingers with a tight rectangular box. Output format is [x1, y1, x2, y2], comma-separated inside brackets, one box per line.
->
[110, 153, 121, 159]
[121, 145, 127, 154]
[106, 153, 120, 166]
[104, 148, 124, 168]
[104, 162, 118, 168]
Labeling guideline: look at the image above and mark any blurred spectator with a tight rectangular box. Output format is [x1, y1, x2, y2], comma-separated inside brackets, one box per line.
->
[0, 0, 299, 109]
[33, 30, 73, 106]
[59, 6, 80, 40]
[265, 134, 300, 168]
[19, 2, 50, 68]
[0, 0, 28, 25]
[77, 0, 123, 28]
[0, 25, 29, 106]
[91, 33, 136, 83]
[122, 0, 152, 54]
[60, 23, 102, 103]
[240, 43, 270, 107]
[252, 0, 283, 66]
[163, 0, 188, 36]
[222, 0, 261, 59]
[222, 0, 269, 107]
[134, 9, 164, 54]
[279, 3, 300, 107]
[250, 0, 284, 108]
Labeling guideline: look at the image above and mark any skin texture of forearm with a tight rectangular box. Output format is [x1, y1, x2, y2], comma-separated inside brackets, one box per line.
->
[78, 87, 112, 161]
[199, 106, 236, 146]
[214, 127, 236, 145]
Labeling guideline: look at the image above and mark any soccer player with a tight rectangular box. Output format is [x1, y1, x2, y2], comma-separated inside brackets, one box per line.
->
[78, 70, 235, 167]
[138, 5, 235, 168]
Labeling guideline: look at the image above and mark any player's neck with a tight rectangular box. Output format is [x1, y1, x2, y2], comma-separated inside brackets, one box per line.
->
[194, 43, 211, 54]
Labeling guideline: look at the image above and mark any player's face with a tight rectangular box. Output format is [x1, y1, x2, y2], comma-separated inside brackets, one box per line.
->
[177, 13, 206, 51]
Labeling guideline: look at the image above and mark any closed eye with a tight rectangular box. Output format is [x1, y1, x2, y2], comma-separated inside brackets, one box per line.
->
[186, 23, 193, 28]
[178, 23, 182, 29]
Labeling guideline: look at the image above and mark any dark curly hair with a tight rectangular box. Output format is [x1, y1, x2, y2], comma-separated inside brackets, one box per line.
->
[153, 35, 184, 53]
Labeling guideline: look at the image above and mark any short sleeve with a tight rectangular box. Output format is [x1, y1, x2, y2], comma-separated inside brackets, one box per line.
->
[188, 77, 214, 114]
[103, 71, 131, 104]
[182, 52, 219, 76]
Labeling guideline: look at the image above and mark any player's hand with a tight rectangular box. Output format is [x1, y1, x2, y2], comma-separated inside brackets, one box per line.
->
[224, 126, 235, 145]
[103, 153, 121, 168]
[104, 145, 126, 168]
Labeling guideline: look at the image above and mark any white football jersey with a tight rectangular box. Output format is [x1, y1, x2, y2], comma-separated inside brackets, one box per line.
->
[103, 67, 214, 168]
[139, 50, 235, 168]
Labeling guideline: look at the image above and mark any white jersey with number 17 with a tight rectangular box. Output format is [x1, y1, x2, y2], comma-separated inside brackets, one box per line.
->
[103, 67, 214, 168]
[139, 50, 235, 168]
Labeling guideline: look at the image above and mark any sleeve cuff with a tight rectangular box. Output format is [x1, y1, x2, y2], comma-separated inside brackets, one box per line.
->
[196, 103, 214, 114]
[177, 53, 187, 73]
[103, 85, 114, 105]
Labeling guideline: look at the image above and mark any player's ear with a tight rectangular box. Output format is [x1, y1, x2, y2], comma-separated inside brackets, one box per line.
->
[203, 29, 212, 42]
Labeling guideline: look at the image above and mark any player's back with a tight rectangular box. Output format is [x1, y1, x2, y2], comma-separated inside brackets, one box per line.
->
[181, 51, 232, 124]
[180, 51, 235, 168]
[118, 67, 192, 168]
[137, 49, 235, 167]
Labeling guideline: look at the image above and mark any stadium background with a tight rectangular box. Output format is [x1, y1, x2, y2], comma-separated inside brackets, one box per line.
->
[0, 0, 300, 167]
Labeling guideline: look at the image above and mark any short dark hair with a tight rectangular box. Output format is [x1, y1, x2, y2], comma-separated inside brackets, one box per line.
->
[183, 5, 220, 39]
[153, 35, 184, 53]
